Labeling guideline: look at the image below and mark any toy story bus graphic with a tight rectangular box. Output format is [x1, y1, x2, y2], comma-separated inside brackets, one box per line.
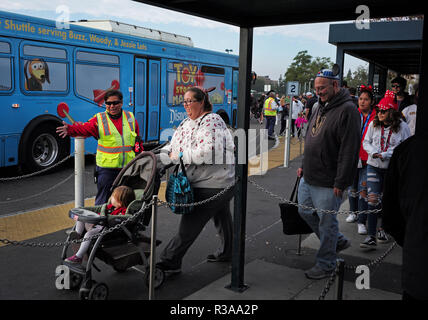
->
[0, 10, 238, 172]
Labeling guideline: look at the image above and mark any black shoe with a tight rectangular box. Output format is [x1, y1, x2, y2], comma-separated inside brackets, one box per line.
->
[360, 236, 377, 250]
[156, 261, 181, 274]
[206, 254, 231, 262]
[336, 239, 351, 253]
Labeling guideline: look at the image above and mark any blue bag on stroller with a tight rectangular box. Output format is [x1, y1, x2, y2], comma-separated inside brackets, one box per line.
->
[165, 155, 194, 215]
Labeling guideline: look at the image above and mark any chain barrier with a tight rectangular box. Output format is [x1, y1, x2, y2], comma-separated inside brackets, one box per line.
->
[345, 241, 397, 270]
[0, 154, 74, 182]
[0, 177, 238, 247]
[0, 199, 154, 248]
[318, 264, 339, 300]
[0, 172, 75, 204]
[248, 178, 382, 215]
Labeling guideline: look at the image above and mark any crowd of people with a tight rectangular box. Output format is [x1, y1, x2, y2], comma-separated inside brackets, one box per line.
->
[57, 72, 421, 299]
[296, 70, 418, 282]
[250, 90, 319, 140]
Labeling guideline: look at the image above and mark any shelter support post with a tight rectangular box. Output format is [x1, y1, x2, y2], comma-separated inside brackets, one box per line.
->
[416, 16, 427, 135]
[368, 63, 375, 86]
[378, 66, 388, 95]
[226, 27, 253, 293]
[335, 46, 345, 85]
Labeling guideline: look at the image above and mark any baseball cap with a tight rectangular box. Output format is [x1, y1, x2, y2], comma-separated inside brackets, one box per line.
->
[306, 92, 313, 96]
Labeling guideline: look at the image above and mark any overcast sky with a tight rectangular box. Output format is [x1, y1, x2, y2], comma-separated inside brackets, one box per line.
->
[0, 0, 368, 80]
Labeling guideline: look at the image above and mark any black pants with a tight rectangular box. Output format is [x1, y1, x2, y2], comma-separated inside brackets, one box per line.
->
[291, 119, 297, 136]
[95, 166, 121, 205]
[160, 187, 234, 269]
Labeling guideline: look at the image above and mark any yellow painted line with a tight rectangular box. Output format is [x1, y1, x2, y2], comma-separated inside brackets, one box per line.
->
[0, 137, 302, 246]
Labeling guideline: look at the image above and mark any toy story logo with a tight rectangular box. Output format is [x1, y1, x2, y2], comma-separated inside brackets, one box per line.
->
[171, 62, 205, 105]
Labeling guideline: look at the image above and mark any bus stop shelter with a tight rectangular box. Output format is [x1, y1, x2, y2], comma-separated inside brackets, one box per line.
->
[329, 19, 423, 95]
[134, 0, 426, 292]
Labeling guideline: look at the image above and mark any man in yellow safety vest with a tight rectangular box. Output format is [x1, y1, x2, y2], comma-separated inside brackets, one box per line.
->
[263, 90, 279, 140]
[56, 90, 142, 204]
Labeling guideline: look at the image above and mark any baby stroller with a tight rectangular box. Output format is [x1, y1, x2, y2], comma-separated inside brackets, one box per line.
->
[59, 151, 164, 300]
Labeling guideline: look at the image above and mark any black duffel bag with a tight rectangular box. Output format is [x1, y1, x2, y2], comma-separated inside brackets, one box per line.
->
[279, 177, 313, 235]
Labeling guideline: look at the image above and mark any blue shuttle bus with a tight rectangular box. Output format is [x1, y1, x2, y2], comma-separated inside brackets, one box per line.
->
[0, 11, 239, 172]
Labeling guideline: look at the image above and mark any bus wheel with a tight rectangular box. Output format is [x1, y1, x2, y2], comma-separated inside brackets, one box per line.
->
[22, 123, 69, 173]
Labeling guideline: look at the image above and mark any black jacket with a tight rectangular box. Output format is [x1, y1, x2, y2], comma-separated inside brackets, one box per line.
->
[382, 133, 428, 299]
[302, 88, 361, 190]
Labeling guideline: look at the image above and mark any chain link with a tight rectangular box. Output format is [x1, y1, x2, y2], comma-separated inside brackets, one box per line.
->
[248, 178, 382, 215]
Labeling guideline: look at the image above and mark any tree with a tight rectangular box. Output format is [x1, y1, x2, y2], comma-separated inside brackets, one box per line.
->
[283, 51, 333, 94]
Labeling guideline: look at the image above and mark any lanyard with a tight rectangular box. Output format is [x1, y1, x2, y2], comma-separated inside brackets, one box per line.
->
[380, 125, 393, 152]
[360, 112, 370, 137]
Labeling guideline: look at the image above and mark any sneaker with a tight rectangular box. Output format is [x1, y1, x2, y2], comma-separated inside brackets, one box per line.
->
[358, 224, 368, 235]
[206, 254, 231, 263]
[346, 213, 358, 223]
[336, 239, 351, 253]
[304, 265, 334, 280]
[377, 229, 389, 243]
[156, 261, 181, 275]
[360, 236, 377, 250]
[65, 254, 82, 264]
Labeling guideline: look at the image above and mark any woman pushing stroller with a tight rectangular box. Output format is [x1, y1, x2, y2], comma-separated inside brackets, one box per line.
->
[156, 86, 236, 274]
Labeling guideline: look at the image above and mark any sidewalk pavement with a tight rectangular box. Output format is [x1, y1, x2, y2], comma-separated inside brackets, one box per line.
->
[0, 134, 403, 300]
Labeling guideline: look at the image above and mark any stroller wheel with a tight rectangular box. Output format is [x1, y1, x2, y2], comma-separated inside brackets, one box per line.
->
[89, 282, 109, 300]
[69, 271, 83, 290]
[145, 266, 165, 289]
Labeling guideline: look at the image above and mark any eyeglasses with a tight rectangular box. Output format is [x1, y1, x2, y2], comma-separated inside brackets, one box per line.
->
[391, 85, 400, 88]
[182, 100, 198, 106]
[105, 100, 122, 106]
[378, 109, 388, 114]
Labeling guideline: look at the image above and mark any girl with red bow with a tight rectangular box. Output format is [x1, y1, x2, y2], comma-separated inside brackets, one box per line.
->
[360, 91, 411, 250]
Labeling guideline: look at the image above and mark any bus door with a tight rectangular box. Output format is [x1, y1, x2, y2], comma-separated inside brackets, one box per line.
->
[232, 68, 239, 127]
[134, 58, 160, 142]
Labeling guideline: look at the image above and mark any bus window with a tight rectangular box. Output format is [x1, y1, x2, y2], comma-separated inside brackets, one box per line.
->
[0, 57, 12, 91]
[75, 64, 119, 103]
[203, 74, 224, 104]
[0, 42, 11, 53]
[23, 45, 67, 59]
[75, 51, 120, 104]
[76, 51, 119, 64]
[0, 41, 12, 91]
[23, 59, 67, 92]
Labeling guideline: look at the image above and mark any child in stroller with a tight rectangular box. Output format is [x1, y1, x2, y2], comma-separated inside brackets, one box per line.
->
[60, 151, 165, 300]
[65, 186, 136, 265]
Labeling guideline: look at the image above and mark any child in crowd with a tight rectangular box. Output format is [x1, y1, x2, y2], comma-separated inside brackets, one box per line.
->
[360, 91, 411, 250]
[346, 85, 376, 232]
[295, 112, 307, 138]
[65, 185, 136, 264]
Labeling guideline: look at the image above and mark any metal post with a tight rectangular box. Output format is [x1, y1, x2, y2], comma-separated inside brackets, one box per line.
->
[149, 195, 158, 300]
[227, 27, 252, 293]
[283, 98, 293, 168]
[416, 17, 428, 135]
[335, 259, 345, 300]
[296, 234, 302, 256]
[74, 137, 85, 208]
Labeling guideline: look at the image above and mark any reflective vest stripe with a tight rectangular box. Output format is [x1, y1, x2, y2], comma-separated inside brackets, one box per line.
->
[99, 112, 111, 136]
[97, 145, 133, 153]
[124, 111, 134, 132]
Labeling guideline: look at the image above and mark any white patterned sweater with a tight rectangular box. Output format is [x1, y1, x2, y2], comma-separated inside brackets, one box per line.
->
[162, 113, 235, 189]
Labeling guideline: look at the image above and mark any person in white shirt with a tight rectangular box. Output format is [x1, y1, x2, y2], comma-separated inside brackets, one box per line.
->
[360, 91, 411, 250]
[291, 97, 303, 137]
[402, 104, 417, 136]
